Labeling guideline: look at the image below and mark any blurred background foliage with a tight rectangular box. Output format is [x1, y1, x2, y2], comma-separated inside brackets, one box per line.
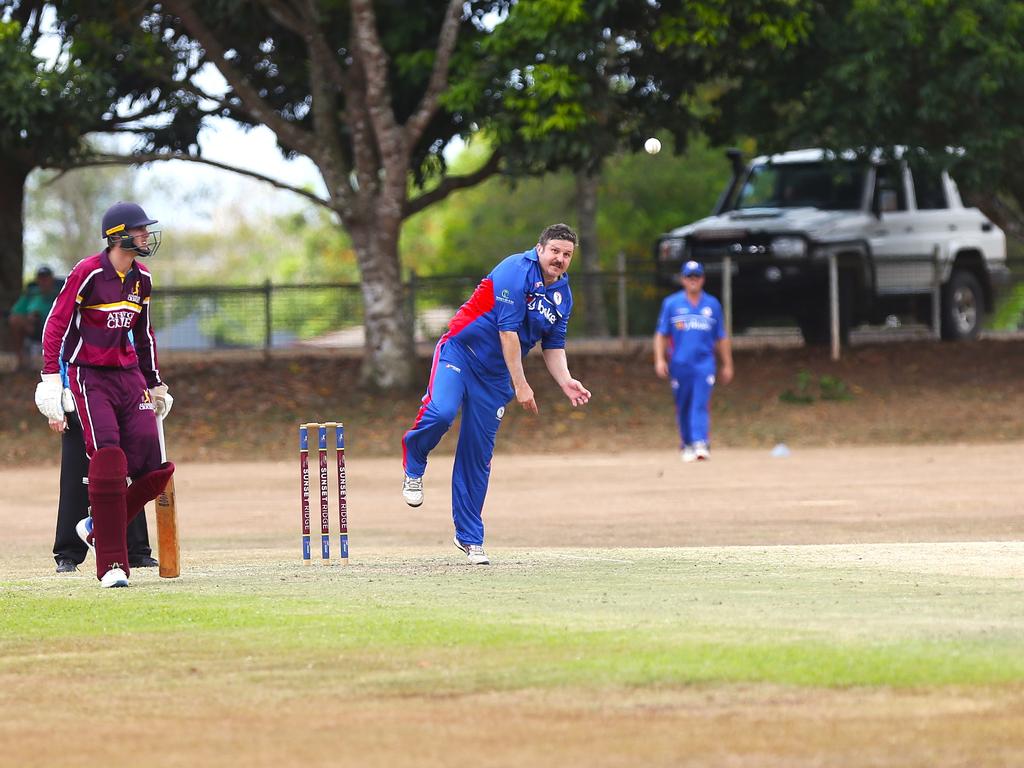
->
[24, 132, 1024, 332]
[26, 134, 731, 282]
[401, 134, 732, 276]
[15, 0, 1024, 335]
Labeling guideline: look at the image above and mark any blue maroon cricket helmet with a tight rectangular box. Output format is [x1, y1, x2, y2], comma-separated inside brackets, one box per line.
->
[101, 201, 161, 257]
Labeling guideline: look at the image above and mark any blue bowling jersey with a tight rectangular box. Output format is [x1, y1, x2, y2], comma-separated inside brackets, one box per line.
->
[656, 290, 724, 369]
[444, 248, 572, 372]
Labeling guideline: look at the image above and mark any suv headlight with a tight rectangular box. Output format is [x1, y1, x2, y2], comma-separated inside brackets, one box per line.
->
[770, 236, 806, 258]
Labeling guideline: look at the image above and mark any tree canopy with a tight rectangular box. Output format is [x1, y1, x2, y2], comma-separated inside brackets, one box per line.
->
[708, 0, 1024, 236]
[15, 1, 934, 386]
[68, 0, 807, 387]
[0, 6, 96, 296]
[456, 0, 809, 176]
[0, 0, 183, 303]
[94, 0, 514, 388]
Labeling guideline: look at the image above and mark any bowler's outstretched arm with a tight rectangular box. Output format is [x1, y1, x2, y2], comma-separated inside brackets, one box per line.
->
[542, 348, 591, 407]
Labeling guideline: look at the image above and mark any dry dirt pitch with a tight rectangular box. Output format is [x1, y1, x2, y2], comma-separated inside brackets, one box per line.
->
[3, 443, 1024, 767]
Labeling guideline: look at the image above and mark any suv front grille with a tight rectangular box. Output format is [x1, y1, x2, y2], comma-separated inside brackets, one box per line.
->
[690, 234, 776, 261]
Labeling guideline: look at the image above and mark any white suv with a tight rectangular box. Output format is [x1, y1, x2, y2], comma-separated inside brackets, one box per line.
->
[655, 148, 1010, 343]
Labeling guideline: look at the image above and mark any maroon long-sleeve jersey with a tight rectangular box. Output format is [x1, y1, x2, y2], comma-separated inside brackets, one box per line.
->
[41, 250, 163, 388]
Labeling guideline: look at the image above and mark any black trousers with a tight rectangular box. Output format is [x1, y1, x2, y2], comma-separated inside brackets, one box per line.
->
[52, 412, 152, 565]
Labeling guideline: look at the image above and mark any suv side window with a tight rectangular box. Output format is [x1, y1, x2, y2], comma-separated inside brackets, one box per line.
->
[911, 169, 948, 209]
[873, 164, 907, 212]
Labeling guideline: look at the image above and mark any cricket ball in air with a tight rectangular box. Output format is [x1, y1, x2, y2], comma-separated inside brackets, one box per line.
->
[644, 137, 662, 155]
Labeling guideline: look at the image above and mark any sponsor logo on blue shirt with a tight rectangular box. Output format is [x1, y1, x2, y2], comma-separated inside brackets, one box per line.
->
[527, 297, 559, 325]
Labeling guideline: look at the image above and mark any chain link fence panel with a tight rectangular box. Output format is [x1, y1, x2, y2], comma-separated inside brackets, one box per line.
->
[147, 258, 1024, 353]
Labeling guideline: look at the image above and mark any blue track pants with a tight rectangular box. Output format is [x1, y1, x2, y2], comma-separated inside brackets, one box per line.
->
[402, 340, 512, 545]
[669, 364, 715, 447]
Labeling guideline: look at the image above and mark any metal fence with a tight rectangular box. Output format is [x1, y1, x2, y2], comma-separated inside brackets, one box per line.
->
[152, 254, 658, 351]
[671, 251, 1024, 358]
[150, 256, 1024, 352]
[153, 281, 366, 350]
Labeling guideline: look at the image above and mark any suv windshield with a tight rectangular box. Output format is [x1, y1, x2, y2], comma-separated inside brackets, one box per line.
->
[735, 161, 866, 210]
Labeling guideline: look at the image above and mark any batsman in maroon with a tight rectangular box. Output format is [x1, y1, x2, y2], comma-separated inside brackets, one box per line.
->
[35, 202, 175, 588]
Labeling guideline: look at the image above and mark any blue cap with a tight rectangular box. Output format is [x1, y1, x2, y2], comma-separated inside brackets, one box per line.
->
[681, 260, 704, 277]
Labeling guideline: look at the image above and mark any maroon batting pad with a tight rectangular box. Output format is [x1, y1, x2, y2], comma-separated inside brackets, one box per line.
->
[88, 446, 129, 580]
[125, 462, 175, 524]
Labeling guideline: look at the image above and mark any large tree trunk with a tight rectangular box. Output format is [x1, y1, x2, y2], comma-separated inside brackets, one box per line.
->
[575, 169, 609, 337]
[0, 159, 30, 351]
[348, 221, 416, 390]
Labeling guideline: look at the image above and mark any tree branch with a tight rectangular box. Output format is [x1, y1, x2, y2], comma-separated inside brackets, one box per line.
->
[173, 82, 234, 112]
[298, 2, 344, 150]
[23, 4, 44, 50]
[99, 100, 198, 129]
[259, 0, 306, 35]
[297, 0, 350, 94]
[45, 152, 330, 210]
[350, 0, 405, 189]
[343, 62, 382, 204]
[403, 150, 502, 218]
[251, 0, 352, 211]
[404, 0, 463, 149]
[162, 0, 318, 159]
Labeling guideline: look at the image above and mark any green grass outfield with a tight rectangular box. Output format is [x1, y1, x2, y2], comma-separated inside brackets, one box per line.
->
[3, 542, 1024, 693]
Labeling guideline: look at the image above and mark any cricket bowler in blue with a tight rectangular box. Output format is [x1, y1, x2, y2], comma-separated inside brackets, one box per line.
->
[654, 260, 734, 462]
[401, 223, 592, 564]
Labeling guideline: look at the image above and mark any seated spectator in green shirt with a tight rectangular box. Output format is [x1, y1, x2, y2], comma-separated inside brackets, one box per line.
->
[8, 266, 62, 370]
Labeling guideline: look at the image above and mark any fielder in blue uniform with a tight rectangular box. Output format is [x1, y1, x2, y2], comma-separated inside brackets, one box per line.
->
[654, 260, 734, 462]
[402, 223, 591, 564]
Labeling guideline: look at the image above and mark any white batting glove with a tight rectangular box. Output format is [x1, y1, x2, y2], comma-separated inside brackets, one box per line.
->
[61, 387, 76, 413]
[152, 384, 173, 419]
[34, 374, 65, 422]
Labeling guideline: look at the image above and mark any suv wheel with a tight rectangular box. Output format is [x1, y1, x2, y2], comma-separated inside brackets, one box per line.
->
[941, 270, 984, 340]
[796, 274, 853, 346]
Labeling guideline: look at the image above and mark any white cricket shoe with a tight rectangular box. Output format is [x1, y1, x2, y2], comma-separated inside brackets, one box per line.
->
[694, 442, 711, 461]
[76, 515, 95, 550]
[402, 475, 424, 507]
[681, 446, 697, 463]
[453, 536, 489, 565]
[100, 566, 129, 588]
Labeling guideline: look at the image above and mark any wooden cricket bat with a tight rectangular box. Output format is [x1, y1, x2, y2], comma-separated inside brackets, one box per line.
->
[155, 476, 180, 578]
[155, 417, 181, 578]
